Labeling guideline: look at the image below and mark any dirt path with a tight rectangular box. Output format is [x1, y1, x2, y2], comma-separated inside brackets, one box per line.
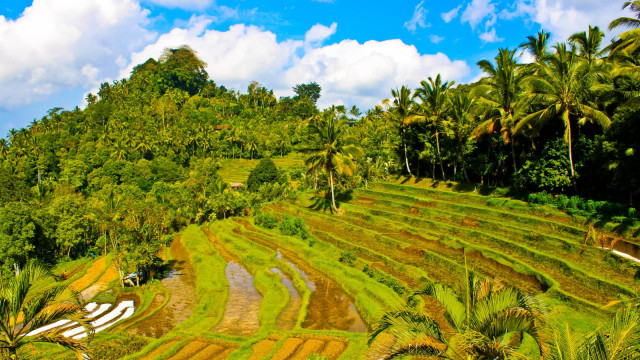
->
[80, 263, 119, 301]
[70, 257, 108, 292]
[127, 235, 197, 338]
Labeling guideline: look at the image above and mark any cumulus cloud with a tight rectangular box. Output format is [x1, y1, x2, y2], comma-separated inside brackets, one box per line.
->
[441, 5, 462, 23]
[144, 0, 214, 10]
[479, 28, 503, 43]
[0, 0, 154, 108]
[511, 0, 628, 41]
[430, 35, 445, 44]
[404, 1, 428, 33]
[305, 22, 337, 46]
[122, 20, 470, 110]
[461, 0, 496, 29]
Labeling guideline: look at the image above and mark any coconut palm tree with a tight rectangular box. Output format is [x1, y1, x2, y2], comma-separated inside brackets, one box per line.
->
[370, 270, 547, 359]
[473, 48, 530, 177]
[0, 262, 93, 359]
[610, 1, 640, 30]
[413, 74, 454, 179]
[516, 43, 611, 191]
[305, 109, 363, 213]
[369, 268, 546, 360]
[446, 92, 480, 182]
[386, 86, 418, 176]
[519, 30, 551, 64]
[569, 25, 606, 65]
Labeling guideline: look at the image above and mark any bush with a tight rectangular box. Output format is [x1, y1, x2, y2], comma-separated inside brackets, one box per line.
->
[338, 251, 356, 266]
[247, 158, 280, 192]
[278, 215, 309, 239]
[254, 212, 278, 229]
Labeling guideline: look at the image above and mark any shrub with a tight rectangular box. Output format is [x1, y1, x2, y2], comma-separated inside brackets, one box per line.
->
[279, 215, 309, 239]
[254, 212, 278, 229]
[247, 158, 280, 192]
[338, 251, 356, 266]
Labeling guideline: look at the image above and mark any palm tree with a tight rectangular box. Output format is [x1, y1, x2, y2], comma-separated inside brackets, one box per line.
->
[473, 48, 530, 177]
[446, 92, 479, 182]
[413, 74, 454, 179]
[305, 109, 363, 213]
[610, 1, 640, 30]
[386, 86, 418, 176]
[519, 30, 550, 64]
[0, 262, 93, 359]
[370, 268, 546, 359]
[569, 25, 606, 65]
[516, 44, 611, 190]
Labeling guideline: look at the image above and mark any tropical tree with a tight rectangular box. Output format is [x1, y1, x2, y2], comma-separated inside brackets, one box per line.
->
[569, 25, 606, 65]
[519, 30, 550, 64]
[609, 1, 640, 30]
[473, 48, 530, 177]
[413, 74, 454, 179]
[0, 262, 93, 359]
[446, 92, 479, 182]
[516, 44, 611, 190]
[386, 86, 418, 176]
[370, 268, 546, 359]
[305, 109, 363, 213]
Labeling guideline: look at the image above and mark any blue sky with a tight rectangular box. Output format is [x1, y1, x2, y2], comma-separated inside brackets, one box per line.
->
[0, 0, 629, 137]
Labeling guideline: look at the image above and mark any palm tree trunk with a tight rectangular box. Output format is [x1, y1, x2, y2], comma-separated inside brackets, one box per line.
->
[330, 170, 338, 213]
[510, 136, 518, 177]
[402, 129, 412, 176]
[435, 130, 445, 179]
[567, 130, 578, 193]
[460, 141, 470, 182]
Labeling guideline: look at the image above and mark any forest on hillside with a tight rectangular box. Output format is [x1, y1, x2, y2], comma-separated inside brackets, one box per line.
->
[1, 11, 639, 283]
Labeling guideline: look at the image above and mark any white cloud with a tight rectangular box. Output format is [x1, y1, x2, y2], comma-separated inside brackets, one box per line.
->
[461, 0, 496, 29]
[0, 0, 154, 108]
[512, 0, 628, 41]
[144, 0, 214, 10]
[441, 5, 462, 23]
[405, 1, 428, 33]
[305, 22, 337, 46]
[479, 28, 503, 43]
[122, 21, 470, 111]
[430, 35, 445, 44]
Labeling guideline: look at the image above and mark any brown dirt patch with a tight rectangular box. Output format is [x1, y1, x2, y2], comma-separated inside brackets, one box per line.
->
[190, 343, 225, 360]
[70, 257, 107, 291]
[462, 217, 478, 227]
[127, 235, 197, 338]
[249, 337, 279, 360]
[322, 341, 347, 360]
[169, 340, 210, 360]
[271, 338, 304, 360]
[290, 339, 325, 360]
[139, 340, 180, 360]
[80, 263, 119, 301]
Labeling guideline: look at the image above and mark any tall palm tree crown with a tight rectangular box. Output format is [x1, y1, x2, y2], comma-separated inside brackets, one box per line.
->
[387, 86, 419, 176]
[413, 74, 454, 179]
[516, 43, 611, 190]
[305, 109, 363, 213]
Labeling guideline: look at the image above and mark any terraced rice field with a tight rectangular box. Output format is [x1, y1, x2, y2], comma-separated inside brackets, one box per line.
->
[35, 177, 640, 359]
[218, 154, 305, 184]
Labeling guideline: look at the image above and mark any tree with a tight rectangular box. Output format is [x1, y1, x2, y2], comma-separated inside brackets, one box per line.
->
[387, 86, 418, 176]
[609, 1, 640, 30]
[569, 25, 606, 65]
[413, 74, 454, 179]
[516, 44, 611, 191]
[446, 92, 479, 182]
[0, 262, 93, 359]
[474, 48, 530, 177]
[305, 109, 363, 213]
[519, 30, 550, 64]
[247, 158, 280, 192]
[370, 268, 546, 359]
[293, 82, 322, 103]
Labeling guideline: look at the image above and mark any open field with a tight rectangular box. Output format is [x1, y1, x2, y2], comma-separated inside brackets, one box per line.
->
[28, 176, 640, 359]
[217, 154, 305, 184]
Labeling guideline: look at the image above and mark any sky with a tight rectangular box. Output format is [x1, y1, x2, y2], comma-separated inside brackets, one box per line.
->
[0, 0, 631, 137]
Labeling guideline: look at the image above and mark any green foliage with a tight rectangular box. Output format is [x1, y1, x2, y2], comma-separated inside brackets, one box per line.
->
[338, 251, 357, 266]
[363, 264, 405, 296]
[278, 215, 309, 239]
[247, 158, 280, 192]
[86, 336, 149, 360]
[293, 82, 321, 103]
[518, 139, 572, 193]
[254, 212, 278, 229]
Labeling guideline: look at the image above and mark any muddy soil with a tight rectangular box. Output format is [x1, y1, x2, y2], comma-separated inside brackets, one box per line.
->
[213, 261, 263, 336]
[127, 235, 197, 338]
[270, 267, 301, 330]
[232, 219, 367, 332]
